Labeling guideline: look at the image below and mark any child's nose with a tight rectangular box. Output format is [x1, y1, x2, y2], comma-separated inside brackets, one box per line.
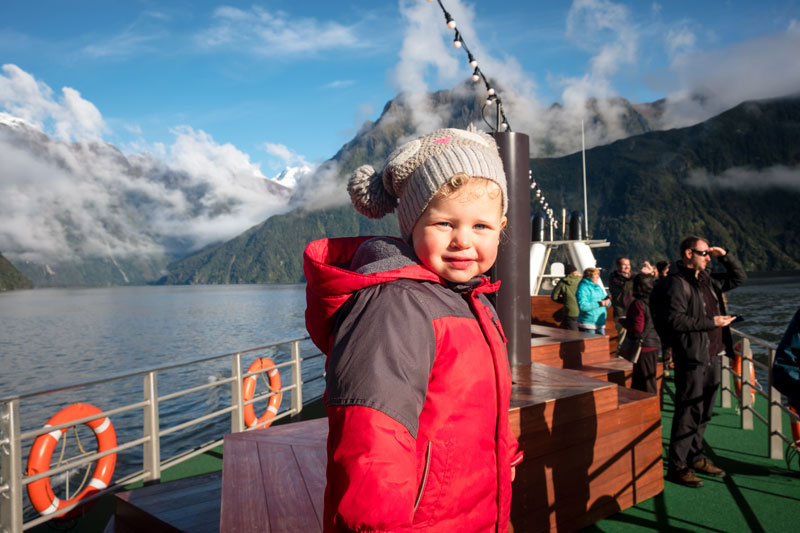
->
[450, 228, 470, 249]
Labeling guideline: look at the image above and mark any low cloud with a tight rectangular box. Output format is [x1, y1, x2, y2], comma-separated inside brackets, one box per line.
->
[660, 24, 800, 129]
[0, 66, 291, 264]
[687, 166, 800, 191]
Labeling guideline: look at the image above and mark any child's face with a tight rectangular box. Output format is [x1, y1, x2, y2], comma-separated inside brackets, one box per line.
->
[411, 178, 506, 283]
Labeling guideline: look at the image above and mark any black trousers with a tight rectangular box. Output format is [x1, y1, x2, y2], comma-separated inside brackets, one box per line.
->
[668, 355, 720, 471]
[632, 350, 659, 394]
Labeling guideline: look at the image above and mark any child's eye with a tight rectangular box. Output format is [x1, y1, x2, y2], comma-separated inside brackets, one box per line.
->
[474, 223, 488, 230]
[435, 221, 451, 228]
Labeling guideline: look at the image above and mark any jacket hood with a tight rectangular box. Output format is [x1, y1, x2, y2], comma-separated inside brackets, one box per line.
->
[561, 274, 581, 287]
[670, 259, 709, 285]
[304, 236, 443, 354]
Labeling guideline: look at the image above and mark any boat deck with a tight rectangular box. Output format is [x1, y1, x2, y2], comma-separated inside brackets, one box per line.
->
[105, 376, 800, 533]
[587, 377, 800, 532]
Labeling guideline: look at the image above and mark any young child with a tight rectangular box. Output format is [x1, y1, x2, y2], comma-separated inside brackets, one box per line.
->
[304, 128, 523, 532]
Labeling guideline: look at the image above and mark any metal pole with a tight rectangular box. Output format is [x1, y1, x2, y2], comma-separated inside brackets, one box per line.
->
[291, 341, 303, 416]
[231, 353, 245, 433]
[492, 131, 531, 369]
[581, 120, 589, 238]
[0, 400, 23, 533]
[143, 372, 161, 482]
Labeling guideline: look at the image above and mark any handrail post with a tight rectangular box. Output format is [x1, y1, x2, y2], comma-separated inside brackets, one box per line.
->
[291, 341, 303, 416]
[0, 399, 23, 533]
[721, 351, 732, 409]
[767, 347, 783, 459]
[143, 371, 161, 482]
[232, 353, 245, 433]
[741, 338, 753, 430]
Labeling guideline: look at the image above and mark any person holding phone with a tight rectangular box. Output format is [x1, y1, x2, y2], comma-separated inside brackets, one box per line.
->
[663, 236, 746, 488]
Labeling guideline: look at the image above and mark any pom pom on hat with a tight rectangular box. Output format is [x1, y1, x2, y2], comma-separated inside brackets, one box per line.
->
[348, 164, 399, 219]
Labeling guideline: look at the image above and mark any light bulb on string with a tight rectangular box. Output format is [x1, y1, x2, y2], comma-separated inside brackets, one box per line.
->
[487, 87, 495, 96]
[468, 53, 477, 69]
[445, 13, 456, 29]
[453, 31, 462, 49]
[472, 68, 480, 82]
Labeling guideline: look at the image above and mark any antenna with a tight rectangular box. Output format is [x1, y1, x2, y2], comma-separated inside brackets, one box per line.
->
[581, 120, 589, 238]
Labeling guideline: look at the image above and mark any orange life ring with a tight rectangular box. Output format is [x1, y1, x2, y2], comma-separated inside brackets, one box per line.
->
[732, 342, 756, 406]
[790, 406, 800, 446]
[26, 403, 117, 519]
[243, 358, 282, 429]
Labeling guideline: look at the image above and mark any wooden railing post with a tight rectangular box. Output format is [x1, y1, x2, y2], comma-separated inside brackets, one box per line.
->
[0, 399, 23, 533]
[292, 341, 303, 416]
[741, 338, 753, 430]
[143, 371, 161, 482]
[231, 353, 244, 433]
[767, 347, 784, 459]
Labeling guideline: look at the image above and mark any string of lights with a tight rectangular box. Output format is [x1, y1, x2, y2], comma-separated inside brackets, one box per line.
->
[429, 1, 555, 228]
[428, 0, 510, 133]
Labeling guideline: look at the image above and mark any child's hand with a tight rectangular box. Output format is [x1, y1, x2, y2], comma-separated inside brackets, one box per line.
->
[511, 466, 516, 482]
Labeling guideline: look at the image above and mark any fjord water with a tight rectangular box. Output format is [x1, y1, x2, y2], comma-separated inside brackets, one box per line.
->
[1, 276, 798, 494]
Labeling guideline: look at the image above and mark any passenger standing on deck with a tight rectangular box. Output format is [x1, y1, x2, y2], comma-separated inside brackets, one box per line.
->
[621, 273, 661, 394]
[576, 267, 611, 335]
[663, 236, 746, 488]
[551, 264, 581, 330]
[609, 257, 633, 338]
[304, 128, 522, 531]
[651, 261, 674, 372]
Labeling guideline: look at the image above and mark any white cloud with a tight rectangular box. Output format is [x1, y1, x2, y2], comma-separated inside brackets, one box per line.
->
[665, 25, 696, 58]
[0, 64, 109, 142]
[263, 142, 309, 167]
[0, 66, 292, 264]
[197, 6, 364, 56]
[687, 166, 800, 191]
[324, 80, 356, 89]
[661, 27, 800, 128]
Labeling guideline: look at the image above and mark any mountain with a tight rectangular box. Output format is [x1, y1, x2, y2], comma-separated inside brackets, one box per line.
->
[0, 252, 33, 290]
[0, 114, 292, 287]
[163, 93, 800, 283]
[531, 95, 800, 271]
[157, 205, 399, 284]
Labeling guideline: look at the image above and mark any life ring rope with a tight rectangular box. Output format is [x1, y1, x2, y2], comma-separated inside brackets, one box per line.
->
[243, 357, 283, 429]
[26, 403, 117, 519]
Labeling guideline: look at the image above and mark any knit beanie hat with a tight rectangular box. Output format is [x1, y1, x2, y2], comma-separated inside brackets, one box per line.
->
[347, 128, 508, 239]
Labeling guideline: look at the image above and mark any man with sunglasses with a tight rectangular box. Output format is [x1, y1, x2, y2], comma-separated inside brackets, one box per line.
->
[663, 236, 746, 488]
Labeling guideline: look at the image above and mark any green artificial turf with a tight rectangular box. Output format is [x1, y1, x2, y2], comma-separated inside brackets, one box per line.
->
[584, 376, 800, 532]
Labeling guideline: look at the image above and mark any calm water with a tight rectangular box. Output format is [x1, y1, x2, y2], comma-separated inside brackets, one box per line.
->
[0, 276, 798, 515]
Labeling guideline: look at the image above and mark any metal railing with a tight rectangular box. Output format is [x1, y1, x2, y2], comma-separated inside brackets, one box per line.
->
[721, 328, 799, 460]
[0, 336, 323, 533]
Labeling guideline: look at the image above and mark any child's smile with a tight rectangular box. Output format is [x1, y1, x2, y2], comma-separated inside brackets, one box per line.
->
[411, 178, 506, 283]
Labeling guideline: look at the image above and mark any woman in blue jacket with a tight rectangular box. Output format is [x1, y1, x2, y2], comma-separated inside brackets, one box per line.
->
[576, 267, 611, 335]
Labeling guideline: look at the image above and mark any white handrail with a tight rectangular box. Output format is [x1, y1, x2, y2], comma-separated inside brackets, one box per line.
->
[725, 328, 795, 460]
[0, 336, 323, 533]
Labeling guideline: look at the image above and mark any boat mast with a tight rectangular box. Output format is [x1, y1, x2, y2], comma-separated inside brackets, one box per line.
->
[581, 120, 589, 238]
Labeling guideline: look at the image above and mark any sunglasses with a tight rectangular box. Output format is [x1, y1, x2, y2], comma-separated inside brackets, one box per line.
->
[692, 249, 712, 257]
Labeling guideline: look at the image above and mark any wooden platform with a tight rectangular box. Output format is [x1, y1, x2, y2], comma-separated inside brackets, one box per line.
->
[109, 472, 221, 532]
[220, 418, 328, 532]
[110, 295, 663, 532]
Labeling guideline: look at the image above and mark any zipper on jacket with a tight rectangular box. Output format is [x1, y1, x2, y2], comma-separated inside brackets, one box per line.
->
[414, 441, 433, 513]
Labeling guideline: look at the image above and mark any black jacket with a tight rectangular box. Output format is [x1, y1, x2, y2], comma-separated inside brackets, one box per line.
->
[664, 254, 747, 367]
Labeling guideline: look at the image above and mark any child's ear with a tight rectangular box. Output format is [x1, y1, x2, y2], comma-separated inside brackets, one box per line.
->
[500, 216, 507, 229]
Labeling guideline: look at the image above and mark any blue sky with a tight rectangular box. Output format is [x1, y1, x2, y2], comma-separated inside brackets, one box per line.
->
[2, 0, 799, 176]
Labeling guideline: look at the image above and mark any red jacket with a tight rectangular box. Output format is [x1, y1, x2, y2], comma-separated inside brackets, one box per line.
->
[304, 236, 521, 532]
